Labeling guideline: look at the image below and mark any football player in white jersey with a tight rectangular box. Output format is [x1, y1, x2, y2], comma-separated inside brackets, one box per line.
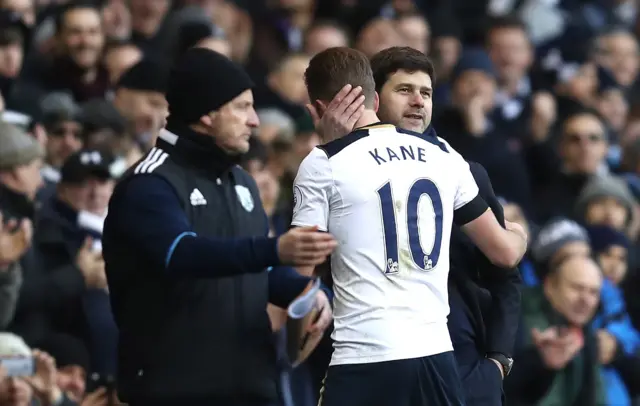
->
[292, 47, 528, 406]
[308, 46, 523, 406]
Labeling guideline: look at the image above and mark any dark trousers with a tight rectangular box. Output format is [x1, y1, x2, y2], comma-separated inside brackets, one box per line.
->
[319, 351, 465, 406]
[457, 358, 504, 406]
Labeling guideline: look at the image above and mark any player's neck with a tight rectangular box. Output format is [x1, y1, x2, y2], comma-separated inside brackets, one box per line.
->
[353, 110, 381, 130]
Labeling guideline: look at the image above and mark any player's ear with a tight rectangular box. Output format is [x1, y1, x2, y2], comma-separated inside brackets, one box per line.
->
[315, 100, 327, 118]
[374, 92, 380, 112]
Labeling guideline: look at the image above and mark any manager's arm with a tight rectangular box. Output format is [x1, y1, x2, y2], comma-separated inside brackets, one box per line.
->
[455, 159, 527, 268]
[108, 175, 281, 277]
[469, 161, 522, 358]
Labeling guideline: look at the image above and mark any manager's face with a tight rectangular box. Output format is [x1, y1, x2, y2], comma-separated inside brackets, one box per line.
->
[210, 89, 260, 155]
[377, 69, 433, 133]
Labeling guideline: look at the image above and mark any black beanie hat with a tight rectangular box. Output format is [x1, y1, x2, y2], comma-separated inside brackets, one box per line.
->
[117, 58, 170, 93]
[166, 48, 254, 124]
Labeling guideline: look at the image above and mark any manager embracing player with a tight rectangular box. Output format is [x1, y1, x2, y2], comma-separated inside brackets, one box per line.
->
[292, 47, 528, 406]
[309, 46, 522, 406]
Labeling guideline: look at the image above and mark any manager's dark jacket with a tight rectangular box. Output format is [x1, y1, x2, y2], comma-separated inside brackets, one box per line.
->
[448, 161, 522, 406]
[102, 122, 314, 406]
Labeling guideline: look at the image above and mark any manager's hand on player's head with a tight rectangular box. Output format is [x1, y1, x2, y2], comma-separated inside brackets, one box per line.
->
[306, 84, 365, 142]
[277, 226, 337, 266]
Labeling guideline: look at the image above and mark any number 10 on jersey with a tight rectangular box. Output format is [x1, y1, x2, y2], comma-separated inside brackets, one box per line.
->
[376, 179, 444, 274]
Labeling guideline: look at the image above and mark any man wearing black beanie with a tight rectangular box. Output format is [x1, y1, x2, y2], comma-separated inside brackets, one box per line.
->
[102, 48, 335, 406]
[112, 58, 170, 148]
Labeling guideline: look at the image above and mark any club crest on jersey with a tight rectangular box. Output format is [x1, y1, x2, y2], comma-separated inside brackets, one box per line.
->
[235, 185, 254, 212]
[387, 258, 398, 274]
[293, 185, 303, 214]
[424, 256, 433, 270]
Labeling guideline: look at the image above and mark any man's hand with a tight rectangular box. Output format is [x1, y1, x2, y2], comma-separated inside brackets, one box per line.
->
[532, 327, 584, 370]
[81, 387, 109, 406]
[0, 212, 33, 267]
[306, 84, 365, 142]
[76, 237, 107, 289]
[26, 350, 62, 406]
[462, 94, 488, 136]
[308, 290, 333, 335]
[278, 226, 337, 266]
[530, 91, 557, 143]
[597, 329, 618, 365]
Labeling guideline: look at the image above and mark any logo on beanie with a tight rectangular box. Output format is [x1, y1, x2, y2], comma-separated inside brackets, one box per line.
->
[235, 185, 254, 212]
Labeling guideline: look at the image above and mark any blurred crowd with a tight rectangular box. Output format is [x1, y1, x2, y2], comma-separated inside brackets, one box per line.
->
[1, 0, 640, 405]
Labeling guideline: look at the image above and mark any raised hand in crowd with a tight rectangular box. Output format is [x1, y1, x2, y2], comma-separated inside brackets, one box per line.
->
[596, 329, 618, 365]
[76, 237, 108, 290]
[532, 326, 584, 370]
[306, 84, 366, 142]
[26, 349, 62, 406]
[530, 91, 557, 143]
[0, 212, 33, 268]
[461, 91, 489, 136]
[278, 226, 337, 267]
[81, 387, 110, 406]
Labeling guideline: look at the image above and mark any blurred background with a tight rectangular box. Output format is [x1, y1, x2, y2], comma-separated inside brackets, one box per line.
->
[2, 0, 640, 405]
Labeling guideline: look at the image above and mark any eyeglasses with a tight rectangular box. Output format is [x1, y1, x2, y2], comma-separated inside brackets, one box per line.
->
[565, 133, 605, 143]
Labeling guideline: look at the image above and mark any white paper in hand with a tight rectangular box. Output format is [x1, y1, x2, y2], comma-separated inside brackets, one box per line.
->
[287, 277, 321, 319]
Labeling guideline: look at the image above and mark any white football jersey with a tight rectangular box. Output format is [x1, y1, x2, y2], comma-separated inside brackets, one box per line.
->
[291, 124, 481, 366]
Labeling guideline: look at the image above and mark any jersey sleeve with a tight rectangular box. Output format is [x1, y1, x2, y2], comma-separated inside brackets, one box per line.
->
[291, 148, 332, 231]
[452, 156, 489, 226]
[453, 158, 479, 209]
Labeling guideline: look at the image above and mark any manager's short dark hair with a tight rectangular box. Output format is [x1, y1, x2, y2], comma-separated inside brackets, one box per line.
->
[370, 46, 436, 92]
[304, 47, 376, 108]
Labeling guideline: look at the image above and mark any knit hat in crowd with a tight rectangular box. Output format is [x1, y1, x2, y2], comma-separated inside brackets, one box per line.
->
[451, 48, 496, 83]
[585, 225, 630, 254]
[166, 47, 254, 124]
[0, 333, 30, 357]
[531, 218, 590, 265]
[117, 58, 170, 94]
[0, 120, 44, 170]
[40, 92, 83, 130]
[116, 58, 170, 94]
[36, 333, 90, 372]
[575, 175, 635, 224]
[80, 98, 127, 136]
[176, 20, 225, 58]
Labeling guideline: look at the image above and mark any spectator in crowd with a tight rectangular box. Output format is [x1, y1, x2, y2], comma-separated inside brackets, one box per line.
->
[102, 40, 142, 86]
[505, 255, 604, 406]
[537, 109, 609, 221]
[575, 174, 636, 232]
[38, 92, 83, 189]
[37, 332, 91, 404]
[15, 2, 108, 105]
[35, 149, 118, 375]
[0, 9, 28, 100]
[303, 20, 350, 57]
[111, 58, 170, 150]
[587, 225, 640, 406]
